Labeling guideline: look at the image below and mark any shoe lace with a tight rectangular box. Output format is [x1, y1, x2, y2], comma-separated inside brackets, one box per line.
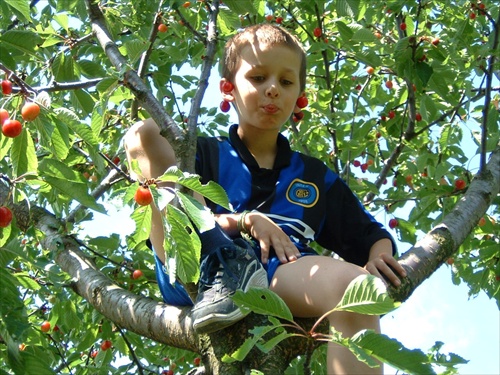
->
[199, 247, 239, 285]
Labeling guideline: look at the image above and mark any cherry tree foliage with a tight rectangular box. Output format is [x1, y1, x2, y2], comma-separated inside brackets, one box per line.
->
[0, 0, 498, 374]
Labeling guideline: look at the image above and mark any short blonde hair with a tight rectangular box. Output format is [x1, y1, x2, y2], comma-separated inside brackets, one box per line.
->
[221, 24, 307, 91]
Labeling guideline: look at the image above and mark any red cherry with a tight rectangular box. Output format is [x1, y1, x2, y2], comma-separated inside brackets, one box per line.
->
[194, 357, 201, 366]
[1, 80, 12, 95]
[0, 108, 9, 125]
[381, 115, 387, 121]
[296, 96, 308, 109]
[313, 27, 322, 38]
[400, 23, 407, 31]
[454, 179, 466, 190]
[101, 340, 112, 351]
[41, 321, 51, 333]
[265, 14, 274, 22]
[478, 217, 486, 227]
[134, 186, 153, 206]
[293, 111, 304, 121]
[221, 81, 234, 93]
[415, 113, 422, 122]
[90, 350, 98, 359]
[0, 206, 13, 228]
[388, 110, 396, 119]
[366, 66, 375, 75]
[158, 24, 168, 33]
[132, 269, 143, 279]
[2, 119, 23, 138]
[431, 37, 440, 46]
[469, 12, 476, 19]
[220, 100, 231, 113]
[353, 160, 361, 167]
[385, 80, 394, 89]
[276, 16, 283, 24]
[446, 258, 454, 265]
[388, 218, 399, 229]
[21, 102, 41, 121]
[182, 1, 191, 7]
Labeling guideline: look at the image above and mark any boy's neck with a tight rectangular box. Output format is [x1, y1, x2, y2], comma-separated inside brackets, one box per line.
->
[237, 125, 278, 169]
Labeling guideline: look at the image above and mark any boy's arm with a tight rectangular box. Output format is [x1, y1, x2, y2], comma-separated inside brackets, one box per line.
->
[215, 211, 301, 264]
[124, 118, 177, 264]
[364, 238, 406, 287]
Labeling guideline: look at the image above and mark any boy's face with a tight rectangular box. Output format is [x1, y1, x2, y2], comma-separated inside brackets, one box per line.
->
[227, 42, 302, 132]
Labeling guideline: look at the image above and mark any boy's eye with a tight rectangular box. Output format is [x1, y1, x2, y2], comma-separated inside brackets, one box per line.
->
[281, 79, 293, 86]
[251, 76, 265, 82]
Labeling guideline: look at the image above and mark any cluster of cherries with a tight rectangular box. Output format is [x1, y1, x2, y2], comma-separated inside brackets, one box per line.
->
[218, 80, 309, 122]
[1, 79, 41, 138]
[1, 78, 43, 229]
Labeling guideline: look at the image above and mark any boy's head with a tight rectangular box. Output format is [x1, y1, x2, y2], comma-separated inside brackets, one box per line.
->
[221, 24, 307, 92]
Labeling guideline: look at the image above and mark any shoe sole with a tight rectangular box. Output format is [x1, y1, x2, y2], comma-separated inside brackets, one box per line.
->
[192, 262, 268, 334]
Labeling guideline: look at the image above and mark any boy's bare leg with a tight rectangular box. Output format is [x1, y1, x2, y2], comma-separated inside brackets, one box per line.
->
[270, 256, 382, 375]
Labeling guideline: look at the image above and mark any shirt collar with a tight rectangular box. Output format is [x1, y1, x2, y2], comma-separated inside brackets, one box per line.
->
[228, 124, 292, 170]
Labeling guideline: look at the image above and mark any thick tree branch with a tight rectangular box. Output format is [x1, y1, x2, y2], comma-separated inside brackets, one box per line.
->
[390, 146, 500, 301]
[30, 205, 200, 352]
[84, 0, 184, 153]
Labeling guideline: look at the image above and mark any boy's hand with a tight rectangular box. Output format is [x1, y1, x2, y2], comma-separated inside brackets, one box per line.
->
[365, 239, 406, 287]
[246, 212, 301, 264]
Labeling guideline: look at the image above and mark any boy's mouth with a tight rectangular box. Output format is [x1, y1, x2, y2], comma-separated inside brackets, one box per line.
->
[263, 104, 279, 114]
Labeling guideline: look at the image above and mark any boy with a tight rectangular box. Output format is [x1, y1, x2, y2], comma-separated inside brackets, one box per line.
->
[125, 24, 406, 374]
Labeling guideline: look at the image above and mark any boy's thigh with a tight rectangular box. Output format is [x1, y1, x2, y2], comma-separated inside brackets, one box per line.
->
[269, 255, 368, 317]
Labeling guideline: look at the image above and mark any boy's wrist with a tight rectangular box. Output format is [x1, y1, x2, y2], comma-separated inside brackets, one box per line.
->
[237, 210, 251, 234]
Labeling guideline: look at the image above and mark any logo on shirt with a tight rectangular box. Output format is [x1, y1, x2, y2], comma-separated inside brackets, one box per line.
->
[286, 179, 319, 208]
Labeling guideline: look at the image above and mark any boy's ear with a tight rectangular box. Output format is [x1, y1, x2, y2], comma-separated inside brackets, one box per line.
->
[220, 79, 235, 102]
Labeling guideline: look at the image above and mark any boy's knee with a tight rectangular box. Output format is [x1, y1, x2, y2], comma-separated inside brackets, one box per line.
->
[124, 119, 159, 155]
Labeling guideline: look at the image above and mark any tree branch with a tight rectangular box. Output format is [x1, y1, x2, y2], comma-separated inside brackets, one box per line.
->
[84, 0, 185, 153]
[390, 146, 500, 301]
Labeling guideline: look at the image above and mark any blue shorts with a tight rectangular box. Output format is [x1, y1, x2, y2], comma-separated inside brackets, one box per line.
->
[153, 241, 317, 307]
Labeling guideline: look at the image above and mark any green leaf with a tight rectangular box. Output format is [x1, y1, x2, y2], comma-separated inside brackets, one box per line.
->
[14, 273, 41, 291]
[335, 275, 400, 315]
[39, 159, 105, 213]
[128, 205, 152, 249]
[3, 0, 31, 23]
[232, 287, 294, 322]
[222, 0, 256, 15]
[351, 28, 377, 43]
[416, 61, 434, 87]
[336, 0, 360, 18]
[166, 205, 201, 284]
[222, 324, 279, 363]
[350, 330, 435, 374]
[158, 167, 232, 211]
[177, 191, 216, 233]
[11, 129, 38, 177]
[0, 30, 42, 56]
[122, 39, 150, 64]
[335, 21, 354, 42]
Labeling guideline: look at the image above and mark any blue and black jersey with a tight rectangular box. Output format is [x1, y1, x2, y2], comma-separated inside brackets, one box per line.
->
[196, 125, 396, 267]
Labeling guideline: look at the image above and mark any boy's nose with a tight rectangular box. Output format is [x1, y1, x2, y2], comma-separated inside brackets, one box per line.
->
[265, 84, 279, 98]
